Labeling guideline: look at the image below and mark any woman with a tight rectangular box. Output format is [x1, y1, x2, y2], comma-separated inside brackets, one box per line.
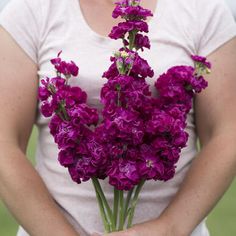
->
[0, 0, 236, 235]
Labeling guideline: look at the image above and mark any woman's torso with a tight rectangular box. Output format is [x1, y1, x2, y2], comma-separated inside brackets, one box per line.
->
[33, 0, 207, 234]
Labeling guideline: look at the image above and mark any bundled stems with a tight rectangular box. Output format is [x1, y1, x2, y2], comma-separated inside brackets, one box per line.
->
[92, 178, 146, 232]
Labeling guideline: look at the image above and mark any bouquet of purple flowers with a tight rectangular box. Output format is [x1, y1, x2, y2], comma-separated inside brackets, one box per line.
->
[38, 0, 211, 233]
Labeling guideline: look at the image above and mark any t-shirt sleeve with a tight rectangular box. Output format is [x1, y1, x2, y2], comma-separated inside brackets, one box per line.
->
[196, 0, 236, 56]
[0, 0, 41, 63]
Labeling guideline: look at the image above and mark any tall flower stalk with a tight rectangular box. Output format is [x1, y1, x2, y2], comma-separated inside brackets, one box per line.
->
[38, 0, 211, 233]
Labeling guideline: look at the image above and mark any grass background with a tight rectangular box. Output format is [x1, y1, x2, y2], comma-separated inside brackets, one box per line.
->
[0, 127, 235, 236]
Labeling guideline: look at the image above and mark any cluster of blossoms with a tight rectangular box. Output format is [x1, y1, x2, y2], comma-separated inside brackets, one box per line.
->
[38, 0, 211, 191]
[109, 0, 152, 51]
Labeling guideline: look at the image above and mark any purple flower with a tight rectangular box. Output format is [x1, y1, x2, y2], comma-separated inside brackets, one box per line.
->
[54, 121, 81, 149]
[115, 0, 141, 7]
[109, 21, 148, 40]
[100, 108, 144, 145]
[102, 61, 119, 80]
[134, 34, 150, 51]
[38, 87, 51, 101]
[138, 144, 165, 180]
[54, 86, 87, 109]
[190, 75, 208, 93]
[155, 65, 208, 111]
[67, 61, 80, 76]
[68, 165, 81, 183]
[49, 114, 63, 136]
[132, 54, 154, 78]
[146, 110, 175, 135]
[75, 155, 97, 182]
[191, 55, 211, 69]
[38, 77, 56, 101]
[58, 149, 75, 167]
[161, 147, 181, 163]
[162, 167, 175, 181]
[68, 103, 99, 126]
[172, 130, 188, 148]
[107, 158, 140, 190]
[51, 51, 79, 77]
[112, 4, 153, 20]
[40, 101, 55, 117]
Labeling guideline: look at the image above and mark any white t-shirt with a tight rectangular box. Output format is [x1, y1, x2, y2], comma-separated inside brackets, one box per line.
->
[0, 0, 236, 235]
[0, 0, 9, 12]
[224, 0, 236, 19]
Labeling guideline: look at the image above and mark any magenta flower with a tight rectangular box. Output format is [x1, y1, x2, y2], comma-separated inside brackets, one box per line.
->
[51, 51, 79, 77]
[134, 34, 150, 51]
[109, 21, 148, 40]
[191, 55, 212, 69]
[39, 51, 209, 191]
[112, 0, 152, 20]
[58, 149, 75, 167]
[107, 158, 140, 190]
[138, 144, 165, 180]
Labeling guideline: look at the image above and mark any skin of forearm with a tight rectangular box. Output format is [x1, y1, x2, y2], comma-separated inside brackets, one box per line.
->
[158, 130, 236, 236]
[0, 142, 79, 236]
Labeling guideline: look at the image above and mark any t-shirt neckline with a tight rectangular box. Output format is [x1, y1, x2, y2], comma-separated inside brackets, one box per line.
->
[74, 0, 163, 43]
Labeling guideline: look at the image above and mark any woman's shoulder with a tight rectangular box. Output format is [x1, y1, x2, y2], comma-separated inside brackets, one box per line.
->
[163, 0, 230, 16]
[0, 0, 76, 30]
[1, 0, 72, 16]
[161, 0, 234, 30]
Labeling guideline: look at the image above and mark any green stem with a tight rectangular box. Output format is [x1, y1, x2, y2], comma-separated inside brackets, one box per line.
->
[129, 30, 137, 50]
[122, 38, 127, 50]
[127, 64, 133, 76]
[127, 179, 145, 228]
[61, 102, 69, 120]
[92, 181, 111, 233]
[124, 188, 134, 221]
[118, 190, 125, 231]
[117, 90, 121, 107]
[92, 178, 116, 231]
[113, 188, 119, 229]
[56, 110, 65, 121]
[116, 84, 121, 107]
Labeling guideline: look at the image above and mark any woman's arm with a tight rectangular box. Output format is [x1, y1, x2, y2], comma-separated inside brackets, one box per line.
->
[0, 27, 79, 236]
[102, 37, 236, 236]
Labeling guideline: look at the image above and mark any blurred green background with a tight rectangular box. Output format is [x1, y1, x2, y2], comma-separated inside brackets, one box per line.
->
[0, 127, 235, 236]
